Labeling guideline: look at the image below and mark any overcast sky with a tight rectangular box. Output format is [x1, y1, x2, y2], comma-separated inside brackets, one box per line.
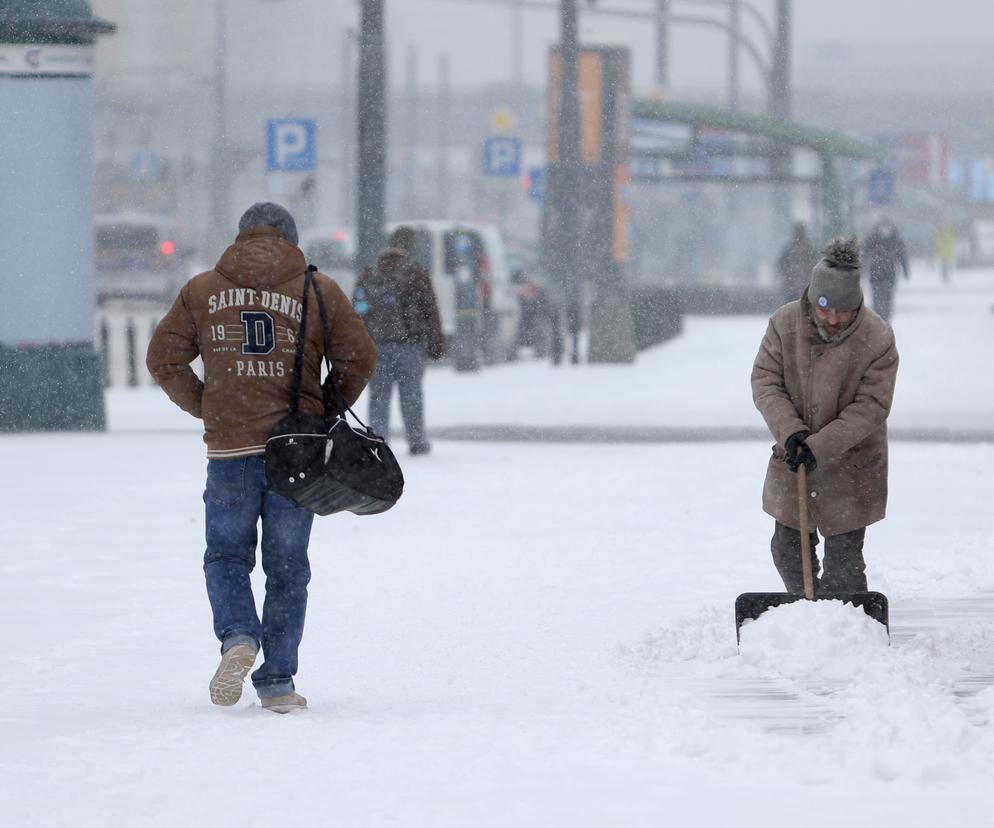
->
[93, 0, 994, 96]
[388, 0, 994, 92]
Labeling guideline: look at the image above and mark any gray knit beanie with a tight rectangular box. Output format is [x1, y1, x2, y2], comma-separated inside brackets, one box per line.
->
[807, 237, 862, 312]
[237, 201, 298, 246]
[388, 225, 417, 254]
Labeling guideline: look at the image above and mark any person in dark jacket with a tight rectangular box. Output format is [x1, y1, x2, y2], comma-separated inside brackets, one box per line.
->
[512, 268, 563, 364]
[147, 201, 377, 713]
[862, 218, 910, 323]
[353, 226, 445, 455]
[778, 222, 818, 305]
[752, 237, 898, 594]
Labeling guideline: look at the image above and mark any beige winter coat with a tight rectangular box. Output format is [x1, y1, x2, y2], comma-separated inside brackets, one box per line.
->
[751, 296, 899, 536]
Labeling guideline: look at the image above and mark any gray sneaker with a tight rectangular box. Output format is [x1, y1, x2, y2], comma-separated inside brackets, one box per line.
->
[209, 643, 257, 706]
[261, 692, 308, 714]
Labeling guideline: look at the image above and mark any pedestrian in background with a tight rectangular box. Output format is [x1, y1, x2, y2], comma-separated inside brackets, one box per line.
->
[752, 237, 899, 595]
[147, 202, 377, 713]
[863, 218, 910, 323]
[512, 268, 563, 365]
[777, 221, 818, 305]
[353, 226, 445, 455]
[934, 222, 957, 284]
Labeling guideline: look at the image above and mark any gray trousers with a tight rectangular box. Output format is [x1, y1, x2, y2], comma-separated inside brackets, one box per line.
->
[870, 276, 896, 323]
[368, 342, 427, 449]
[771, 521, 868, 594]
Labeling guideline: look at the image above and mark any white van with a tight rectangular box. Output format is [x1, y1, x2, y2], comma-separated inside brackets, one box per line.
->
[385, 220, 520, 361]
[298, 226, 357, 298]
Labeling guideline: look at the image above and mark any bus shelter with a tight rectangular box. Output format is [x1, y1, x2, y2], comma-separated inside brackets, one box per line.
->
[627, 100, 887, 311]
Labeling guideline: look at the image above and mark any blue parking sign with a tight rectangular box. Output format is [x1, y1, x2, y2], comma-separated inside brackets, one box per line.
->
[267, 119, 317, 172]
[483, 136, 521, 177]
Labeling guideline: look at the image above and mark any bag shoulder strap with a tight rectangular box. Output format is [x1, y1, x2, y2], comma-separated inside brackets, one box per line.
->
[287, 267, 314, 414]
[307, 267, 374, 430]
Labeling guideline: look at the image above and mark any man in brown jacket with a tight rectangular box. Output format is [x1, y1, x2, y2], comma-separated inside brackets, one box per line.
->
[147, 202, 376, 713]
[752, 237, 899, 594]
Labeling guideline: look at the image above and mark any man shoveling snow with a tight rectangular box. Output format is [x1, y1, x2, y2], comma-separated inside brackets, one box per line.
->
[751, 236, 899, 595]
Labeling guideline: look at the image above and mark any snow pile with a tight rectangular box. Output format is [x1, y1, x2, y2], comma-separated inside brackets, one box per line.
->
[626, 599, 994, 788]
[736, 598, 891, 679]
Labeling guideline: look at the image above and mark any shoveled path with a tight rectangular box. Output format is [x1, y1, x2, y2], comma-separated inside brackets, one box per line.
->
[426, 425, 994, 444]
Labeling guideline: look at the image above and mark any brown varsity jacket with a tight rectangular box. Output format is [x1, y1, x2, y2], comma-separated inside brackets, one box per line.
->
[146, 226, 377, 458]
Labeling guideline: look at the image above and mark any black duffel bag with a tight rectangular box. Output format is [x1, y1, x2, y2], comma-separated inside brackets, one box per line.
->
[265, 267, 403, 516]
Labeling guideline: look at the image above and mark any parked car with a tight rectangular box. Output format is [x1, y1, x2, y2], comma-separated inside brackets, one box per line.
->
[94, 212, 190, 303]
[385, 220, 520, 361]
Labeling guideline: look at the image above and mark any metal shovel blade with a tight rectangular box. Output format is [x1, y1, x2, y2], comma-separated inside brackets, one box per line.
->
[734, 591, 889, 644]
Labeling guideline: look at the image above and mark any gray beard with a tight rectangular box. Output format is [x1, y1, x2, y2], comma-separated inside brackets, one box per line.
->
[815, 320, 847, 343]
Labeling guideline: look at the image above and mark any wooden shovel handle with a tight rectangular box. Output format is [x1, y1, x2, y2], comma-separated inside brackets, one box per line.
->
[798, 463, 816, 600]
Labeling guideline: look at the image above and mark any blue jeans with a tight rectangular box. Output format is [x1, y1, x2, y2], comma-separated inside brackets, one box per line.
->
[368, 342, 427, 449]
[203, 457, 314, 699]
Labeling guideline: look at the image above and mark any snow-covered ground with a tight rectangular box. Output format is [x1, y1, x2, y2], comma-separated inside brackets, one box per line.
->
[107, 262, 994, 437]
[3, 263, 994, 826]
[2, 436, 993, 826]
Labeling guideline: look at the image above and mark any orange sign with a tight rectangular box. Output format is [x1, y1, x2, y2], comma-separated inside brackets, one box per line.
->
[579, 52, 603, 166]
[547, 51, 605, 167]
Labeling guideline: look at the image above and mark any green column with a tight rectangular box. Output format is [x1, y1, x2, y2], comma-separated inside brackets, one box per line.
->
[0, 1, 115, 432]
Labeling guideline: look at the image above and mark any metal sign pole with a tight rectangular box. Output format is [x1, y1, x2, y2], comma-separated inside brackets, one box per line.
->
[558, 0, 581, 363]
[356, 0, 387, 273]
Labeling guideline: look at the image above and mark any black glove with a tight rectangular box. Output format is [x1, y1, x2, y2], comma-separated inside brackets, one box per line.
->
[784, 430, 817, 473]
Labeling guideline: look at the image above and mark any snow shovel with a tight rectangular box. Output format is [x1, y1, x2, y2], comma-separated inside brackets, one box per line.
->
[734, 463, 889, 644]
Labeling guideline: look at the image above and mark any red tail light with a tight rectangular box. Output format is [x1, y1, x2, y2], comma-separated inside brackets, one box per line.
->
[160, 240, 176, 255]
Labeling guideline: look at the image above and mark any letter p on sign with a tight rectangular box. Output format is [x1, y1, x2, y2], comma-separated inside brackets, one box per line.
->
[267, 119, 317, 172]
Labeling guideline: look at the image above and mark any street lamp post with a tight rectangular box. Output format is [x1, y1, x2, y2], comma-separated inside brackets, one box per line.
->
[555, 0, 582, 363]
[437, 51, 451, 217]
[768, 0, 792, 240]
[436, 0, 775, 111]
[356, 0, 387, 272]
[655, 0, 668, 91]
[727, 0, 739, 110]
[403, 44, 418, 218]
[209, 0, 231, 257]
[340, 27, 357, 230]
[511, 0, 523, 86]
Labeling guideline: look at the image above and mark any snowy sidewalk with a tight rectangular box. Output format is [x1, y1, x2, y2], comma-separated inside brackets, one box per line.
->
[106, 262, 994, 441]
[4, 262, 994, 826]
[1, 433, 994, 825]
